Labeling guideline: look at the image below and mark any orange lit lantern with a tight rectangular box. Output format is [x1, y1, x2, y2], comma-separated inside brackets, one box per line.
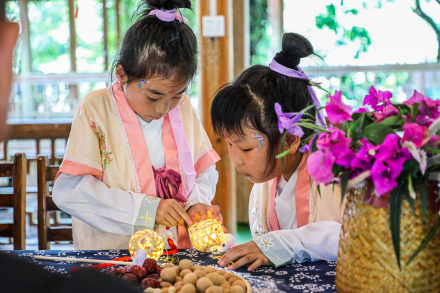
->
[188, 218, 226, 252]
[128, 230, 164, 260]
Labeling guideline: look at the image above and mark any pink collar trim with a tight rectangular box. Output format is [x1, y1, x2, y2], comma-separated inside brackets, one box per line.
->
[111, 83, 196, 198]
[268, 152, 311, 231]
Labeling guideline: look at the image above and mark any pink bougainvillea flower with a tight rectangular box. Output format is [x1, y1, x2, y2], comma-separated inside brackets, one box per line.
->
[363, 86, 393, 111]
[274, 102, 304, 137]
[371, 160, 401, 196]
[402, 123, 428, 148]
[307, 150, 335, 185]
[325, 90, 353, 124]
[405, 90, 440, 120]
[351, 139, 377, 171]
[374, 105, 399, 122]
[315, 127, 353, 168]
[375, 134, 409, 174]
[415, 103, 433, 126]
[335, 149, 355, 168]
[316, 128, 351, 154]
[353, 107, 369, 114]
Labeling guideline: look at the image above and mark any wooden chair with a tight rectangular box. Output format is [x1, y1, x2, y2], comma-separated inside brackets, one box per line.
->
[0, 153, 26, 249]
[3, 120, 71, 163]
[37, 155, 72, 250]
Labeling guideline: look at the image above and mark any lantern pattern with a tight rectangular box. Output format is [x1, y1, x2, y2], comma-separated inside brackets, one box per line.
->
[128, 230, 164, 260]
[188, 218, 226, 252]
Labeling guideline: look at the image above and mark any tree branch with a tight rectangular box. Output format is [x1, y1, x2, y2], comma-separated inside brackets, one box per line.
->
[413, 0, 440, 61]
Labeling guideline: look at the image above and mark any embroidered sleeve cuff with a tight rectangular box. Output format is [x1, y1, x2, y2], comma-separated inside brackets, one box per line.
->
[134, 196, 161, 232]
[253, 233, 294, 268]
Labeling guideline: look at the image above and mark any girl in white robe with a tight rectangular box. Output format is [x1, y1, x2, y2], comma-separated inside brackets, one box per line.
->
[52, 0, 220, 250]
[211, 32, 344, 270]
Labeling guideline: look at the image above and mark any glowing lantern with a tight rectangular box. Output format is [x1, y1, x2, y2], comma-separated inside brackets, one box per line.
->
[128, 230, 164, 260]
[188, 218, 226, 252]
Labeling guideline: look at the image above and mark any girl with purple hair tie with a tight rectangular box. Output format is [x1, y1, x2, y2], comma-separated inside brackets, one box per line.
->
[212, 32, 344, 271]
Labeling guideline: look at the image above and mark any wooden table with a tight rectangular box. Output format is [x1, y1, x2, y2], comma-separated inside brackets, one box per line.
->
[5, 249, 337, 292]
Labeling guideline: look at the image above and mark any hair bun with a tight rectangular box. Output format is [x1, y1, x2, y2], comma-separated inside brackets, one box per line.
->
[273, 52, 300, 68]
[275, 33, 314, 69]
[143, 0, 192, 10]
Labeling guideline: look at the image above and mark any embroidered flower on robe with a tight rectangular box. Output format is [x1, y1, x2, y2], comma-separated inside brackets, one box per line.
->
[90, 120, 113, 169]
[257, 237, 274, 251]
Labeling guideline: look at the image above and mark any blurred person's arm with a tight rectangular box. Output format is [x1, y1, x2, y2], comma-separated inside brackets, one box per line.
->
[0, 20, 19, 140]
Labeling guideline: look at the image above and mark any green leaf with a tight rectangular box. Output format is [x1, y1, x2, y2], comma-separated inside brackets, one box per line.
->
[410, 102, 420, 123]
[402, 160, 419, 177]
[280, 132, 286, 171]
[295, 122, 330, 133]
[402, 179, 415, 214]
[363, 123, 394, 145]
[380, 115, 404, 129]
[393, 103, 411, 115]
[348, 112, 366, 140]
[406, 217, 440, 266]
[415, 179, 428, 220]
[317, 184, 322, 198]
[424, 147, 440, 154]
[390, 189, 402, 269]
[276, 146, 295, 159]
[340, 171, 350, 204]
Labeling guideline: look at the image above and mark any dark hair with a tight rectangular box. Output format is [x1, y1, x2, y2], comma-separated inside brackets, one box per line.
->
[111, 0, 197, 84]
[211, 33, 318, 175]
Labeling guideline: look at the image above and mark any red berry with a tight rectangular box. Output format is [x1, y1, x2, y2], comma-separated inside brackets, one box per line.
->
[125, 265, 147, 280]
[103, 267, 122, 278]
[142, 258, 158, 274]
[120, 273, 137, 282]
[148, 273, 160, 279]
[141, 277, 160, 289]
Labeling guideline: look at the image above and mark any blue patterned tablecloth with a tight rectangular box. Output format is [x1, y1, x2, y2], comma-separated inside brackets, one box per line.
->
[7, 250, 336, 293]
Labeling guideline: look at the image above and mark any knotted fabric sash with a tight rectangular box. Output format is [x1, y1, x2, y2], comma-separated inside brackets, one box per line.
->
[153, 166, 186, 202]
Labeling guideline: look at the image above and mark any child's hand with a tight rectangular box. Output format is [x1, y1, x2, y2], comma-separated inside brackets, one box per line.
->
[156, 199, 192, 228]
[187, 204, 222, 223]
[217, 241, 270, 271]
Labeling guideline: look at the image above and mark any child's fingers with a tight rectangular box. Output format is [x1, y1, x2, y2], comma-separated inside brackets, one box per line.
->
[173, 204, 192, 226]
[218, 246, 242, 267]
[247, 258, 264, 271]
[159, 218, 174, 228]
[167, 208, 182, 226]
[210, 205, 221, 219]
[227, 254, 253, 270]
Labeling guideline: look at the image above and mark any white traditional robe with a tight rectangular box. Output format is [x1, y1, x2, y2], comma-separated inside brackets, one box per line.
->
[52, 83, 220, 250]
[249, 152, 344, 267]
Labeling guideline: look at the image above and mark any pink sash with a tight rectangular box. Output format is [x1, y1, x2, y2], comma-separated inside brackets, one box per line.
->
[113, 83, 195, 248]
[268, 152, 311, 231]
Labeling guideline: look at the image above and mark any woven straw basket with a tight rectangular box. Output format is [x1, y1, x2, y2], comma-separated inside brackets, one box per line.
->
[336, 184, 440, 292]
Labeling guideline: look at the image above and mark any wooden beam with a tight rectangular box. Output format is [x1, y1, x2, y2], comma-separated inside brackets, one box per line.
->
[68, 0, 77, 72]
[68, 0, 78, 100]
[102, 0, 108, 71]
[115, 0, 121, 48]
[232, 0, 252, 223]
[199, 0, 236, 235]
[18, 0, 33, 119]
[232, 0, 249, 78]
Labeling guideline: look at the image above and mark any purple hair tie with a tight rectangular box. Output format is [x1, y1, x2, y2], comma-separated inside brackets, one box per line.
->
[148, 8, 188, 23]
[269, 59, 326, 127]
